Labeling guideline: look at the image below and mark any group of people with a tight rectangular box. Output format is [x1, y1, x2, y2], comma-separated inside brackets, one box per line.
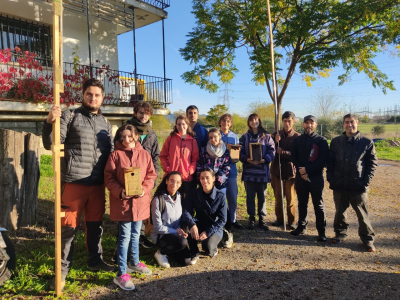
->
[43, 78, 378, 291]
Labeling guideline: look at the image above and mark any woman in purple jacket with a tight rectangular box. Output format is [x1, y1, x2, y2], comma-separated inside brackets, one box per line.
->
[239, 114, 275, 231]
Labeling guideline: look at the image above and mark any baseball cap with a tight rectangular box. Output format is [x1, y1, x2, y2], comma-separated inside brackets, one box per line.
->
[303, 115, 317, 123]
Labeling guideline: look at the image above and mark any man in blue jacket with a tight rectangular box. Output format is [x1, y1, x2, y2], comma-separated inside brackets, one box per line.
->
[327, 114, 378, 252]
[186, 105, 208, 149]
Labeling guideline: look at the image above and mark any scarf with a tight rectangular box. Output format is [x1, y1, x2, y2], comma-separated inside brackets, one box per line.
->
[128, 116, 152, 135]
[206, 140, 226, 158]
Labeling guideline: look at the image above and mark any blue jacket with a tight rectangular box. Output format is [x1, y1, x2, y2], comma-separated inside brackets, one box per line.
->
[182, 187, 227, 238]
[220, 130, 239, 178]
[193, 122, 209, 149]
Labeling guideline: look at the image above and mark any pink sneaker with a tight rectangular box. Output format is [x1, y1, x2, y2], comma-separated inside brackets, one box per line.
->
[113, 273, 135, 290]
[127, 262, 152, 275]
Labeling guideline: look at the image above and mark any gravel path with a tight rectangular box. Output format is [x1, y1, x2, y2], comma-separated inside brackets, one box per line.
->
[83, 160, 400, 300]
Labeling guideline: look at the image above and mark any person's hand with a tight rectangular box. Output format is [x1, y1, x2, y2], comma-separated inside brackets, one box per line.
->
[121, 189, 131, 200]
[301, 173, 309, 181]
[46, 105, 62, 124]
[299, 167, 306, 174]
[190, 225, 199, 240]
[177, 228, 188, 238]
[276, 147, 283, 155]
[247, 158, 257, 165]
[133, 190, 145, 198]
[275, 134, 281, 143]
[198, 231, 207, 241]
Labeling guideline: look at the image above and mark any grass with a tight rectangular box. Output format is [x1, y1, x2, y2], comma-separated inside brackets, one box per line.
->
[358, 123, 400, 137]
[374, 139, 400, 161]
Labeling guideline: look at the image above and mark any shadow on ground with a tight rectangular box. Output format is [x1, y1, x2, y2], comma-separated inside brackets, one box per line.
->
[94, 269, 400, 300]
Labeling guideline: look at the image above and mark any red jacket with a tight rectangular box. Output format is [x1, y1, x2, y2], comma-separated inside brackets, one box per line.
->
[104, 141, 157, 222]
[159, 132, 199, 181]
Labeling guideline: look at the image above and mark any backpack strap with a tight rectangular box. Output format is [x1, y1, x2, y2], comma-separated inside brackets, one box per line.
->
[150, 194, 167, 225]
[66, 110, 76, 136]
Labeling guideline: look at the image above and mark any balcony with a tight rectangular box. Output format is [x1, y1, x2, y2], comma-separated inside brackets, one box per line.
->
[0, 53, 172, 109]
[138, 0, 170, 9]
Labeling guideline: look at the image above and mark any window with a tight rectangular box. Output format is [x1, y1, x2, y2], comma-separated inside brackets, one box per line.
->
[0, 15, 52, 66]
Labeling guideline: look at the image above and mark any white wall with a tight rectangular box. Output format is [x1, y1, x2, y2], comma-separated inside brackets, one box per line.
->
[1, 0, 119, 70]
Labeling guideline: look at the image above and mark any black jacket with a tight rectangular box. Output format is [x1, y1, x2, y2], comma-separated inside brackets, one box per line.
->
[42, 106, 113, 185]
[291, 131, 329, 177]
[126, 119, 160, 175]
[182, 187, 227, 238]
[327, 132, 377, 193]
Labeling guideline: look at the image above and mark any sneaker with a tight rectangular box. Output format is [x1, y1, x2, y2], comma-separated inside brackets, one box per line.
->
[210, 249, 218, 258]
[154, 250, 170, 268]
[247, 217, 256, 230]
[223, 232, 233, 248]
[87, 260, 116, 272]
[190, 254, 199, 265]
[287, 223, 296, 231]
[139, 235, 155, 249]
[258, 220, 269, 231]
[317, 235, 327, 242]
[50, 274, 66, 291]
[127, 262, 152, 275]
[332, 233, 348, 244]
[290, 227, 306, 236]
[232, 221, 244, 230]
[113, 273, 135, 291]
[271, 220, 283, 227]
[364, 241, 376, 252]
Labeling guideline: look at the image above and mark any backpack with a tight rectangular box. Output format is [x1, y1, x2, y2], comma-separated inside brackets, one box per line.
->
[144, 195, 167, 236]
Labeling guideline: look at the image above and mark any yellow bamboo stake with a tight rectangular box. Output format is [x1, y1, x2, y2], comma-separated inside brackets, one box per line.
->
[52, 0, 64, 296]
[266, 0, 286, 231]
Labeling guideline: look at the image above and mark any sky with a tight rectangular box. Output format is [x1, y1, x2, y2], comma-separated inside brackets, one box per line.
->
[117, 0, 400, 118]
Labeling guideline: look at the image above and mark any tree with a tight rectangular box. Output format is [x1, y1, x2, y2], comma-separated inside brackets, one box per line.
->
[372, 125, 386, 137]
[206, 104, 228, 126]
[309, 87, 342, 119]
[173, 110, 186, 119]
[151, 115, 171, 132]
[180, 0, 399, 129]
[232, 113, 248, 134]
[247, 100, 276, 121]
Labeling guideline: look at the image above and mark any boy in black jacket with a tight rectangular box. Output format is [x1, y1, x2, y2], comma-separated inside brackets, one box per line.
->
[291, 115, 329, 241]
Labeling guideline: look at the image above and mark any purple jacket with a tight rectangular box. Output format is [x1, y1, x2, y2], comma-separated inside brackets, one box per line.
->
[239, 131, 275, 183]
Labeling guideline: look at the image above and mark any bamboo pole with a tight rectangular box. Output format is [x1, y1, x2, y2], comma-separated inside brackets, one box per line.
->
[52, 0, 64, 296]
[266, 0, 286, 231]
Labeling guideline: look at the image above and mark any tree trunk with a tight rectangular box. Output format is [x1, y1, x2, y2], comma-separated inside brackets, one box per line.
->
[0, 129, 41, 230]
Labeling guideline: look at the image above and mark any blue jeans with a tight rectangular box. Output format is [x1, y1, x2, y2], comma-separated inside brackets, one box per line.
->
[117, 220, 142, 275]
[226, 177, 238, 223]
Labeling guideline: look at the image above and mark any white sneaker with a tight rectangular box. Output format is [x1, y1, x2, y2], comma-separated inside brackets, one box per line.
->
[210, 249, 218, 258]
[127, 262, 152, 275]
[223, 232, 233, 248]
[190, 254, 199, 265]
[113, 273, 135, 291]
[154, 250, 170, 268]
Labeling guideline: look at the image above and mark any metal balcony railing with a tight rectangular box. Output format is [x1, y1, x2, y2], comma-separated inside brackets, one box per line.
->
[138, 0, 170, 9]
[0, 54, 173, 108]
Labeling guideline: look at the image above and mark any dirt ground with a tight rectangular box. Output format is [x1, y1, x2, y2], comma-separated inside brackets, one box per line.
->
[76, 160, 400, 300]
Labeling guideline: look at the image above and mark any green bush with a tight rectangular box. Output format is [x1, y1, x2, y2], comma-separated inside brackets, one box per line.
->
[40, 155, 54, 177]
[151, 115, 171, 132]
[372, 125, 385, 136]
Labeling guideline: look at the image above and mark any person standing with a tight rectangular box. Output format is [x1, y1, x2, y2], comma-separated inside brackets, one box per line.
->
[104, 124, 157, 290]
[219, 114, 244, 230]
[327, 114, 378, 252]
[160, 115, 199, 205]
[291, 115, 329, 242]
[42, 79, 114, 290]
[126, 101, 160, 249]
[186, 105, 209, 149]
[239, 114, 275, 230]
[270, 111, 300, 230]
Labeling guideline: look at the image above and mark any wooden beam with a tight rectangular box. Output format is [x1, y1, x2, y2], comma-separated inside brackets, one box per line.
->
[52, 0, 64, 296]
